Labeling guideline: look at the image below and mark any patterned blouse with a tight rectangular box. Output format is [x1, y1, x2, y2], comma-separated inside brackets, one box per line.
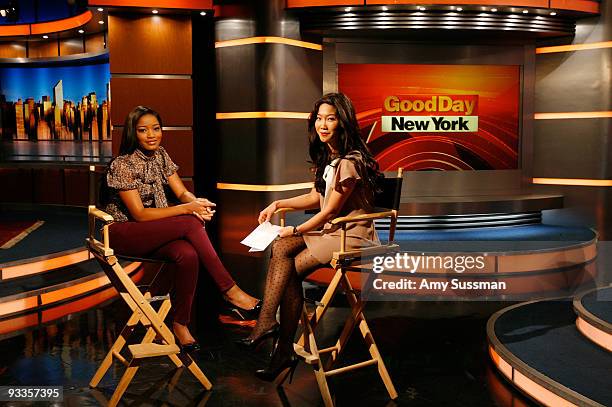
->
[104, 146, 179, 222]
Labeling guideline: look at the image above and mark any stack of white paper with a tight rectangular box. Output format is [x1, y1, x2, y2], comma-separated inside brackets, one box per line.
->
[241, 221, 282, 252]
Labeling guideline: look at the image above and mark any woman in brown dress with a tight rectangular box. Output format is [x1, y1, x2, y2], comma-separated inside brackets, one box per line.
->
[237, 93, 383, 382]
[104, 106, 260, 351]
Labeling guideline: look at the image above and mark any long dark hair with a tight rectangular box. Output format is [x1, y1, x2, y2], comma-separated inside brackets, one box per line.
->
[100, 106, 162, 206]
[118, 105, 163, 155]
[307, 93, 382, 200]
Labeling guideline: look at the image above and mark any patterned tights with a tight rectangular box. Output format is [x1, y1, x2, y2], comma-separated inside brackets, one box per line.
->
[249, 236, 323, 354]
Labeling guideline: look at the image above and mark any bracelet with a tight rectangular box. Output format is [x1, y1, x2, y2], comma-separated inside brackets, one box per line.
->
[292, 226, 302, 236]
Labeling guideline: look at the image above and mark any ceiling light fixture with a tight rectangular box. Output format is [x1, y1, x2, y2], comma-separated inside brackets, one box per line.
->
[491, 8, 498, 12]
[456, 7, 463, 11]
[78, 29, 84, 34]
[550, 11, 557, 15]
[42, 35, 48, 39]
[522, 9, 528, 13]
[98, 20, 104, 24]
[382, 6, 388, 11]
[97, 8, 103, 12]
[152, 9, 159, 14]
[418, 6, 426, 11]
[200, 11, 206, 16]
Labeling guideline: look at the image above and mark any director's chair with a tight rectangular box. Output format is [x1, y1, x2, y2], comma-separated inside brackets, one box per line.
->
[86, 168, 212, 407]
[276, 168, 403, 406]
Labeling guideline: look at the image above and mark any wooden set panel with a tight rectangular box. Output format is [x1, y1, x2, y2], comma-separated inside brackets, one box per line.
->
[33, 169, 64, 204]
[161, 130, 194, 177]
[28, 41, 58, 58]
[110, 78, 193, 127]
[85, 33, 106, 53]
[108, 14, 192, 75]
[60, 38, 84, 56]
[0, 43, 26, 58]
[0, 169, 33, 203]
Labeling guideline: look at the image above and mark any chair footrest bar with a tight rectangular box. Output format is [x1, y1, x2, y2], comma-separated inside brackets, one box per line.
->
[293, 344, 319, 364]
[112, 350, 129, 367]
[325, 359, 378, 377]
[318, 346, 339, 354]
[129, 343, 180, 359]
[304, 297, 324, 307]
[147, 295, 170, 302]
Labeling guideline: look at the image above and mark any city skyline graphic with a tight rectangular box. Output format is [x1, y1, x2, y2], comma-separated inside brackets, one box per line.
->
[0, 62, 111, 141]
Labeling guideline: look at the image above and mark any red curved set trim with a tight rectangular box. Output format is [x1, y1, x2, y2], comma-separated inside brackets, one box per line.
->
[88, 0, 213, 9]
[0, 10, 92, 37]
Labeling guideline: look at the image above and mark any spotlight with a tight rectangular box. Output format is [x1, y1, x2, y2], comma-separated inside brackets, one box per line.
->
[97, 8, 103, 12]
[78, 29, 84, 34]
[200, 11, 206, 16]
[491, 8, 498, 12]
[42, 35, 48, 39]
[456, 7, 463, 11]
[152, 9, 159, 14]
[522, 9, 528, 13]
[550, 11, 557, 15]
[98, 20, 104, 24]
[418, 6, 426, 11]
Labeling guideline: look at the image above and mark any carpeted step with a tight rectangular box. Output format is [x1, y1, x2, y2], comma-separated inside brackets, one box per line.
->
[488, 300, 612, 407]
[573, 285, 612, 352]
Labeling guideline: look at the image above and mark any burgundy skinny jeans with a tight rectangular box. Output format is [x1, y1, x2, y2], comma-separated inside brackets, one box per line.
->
[108, 215, 235, 324]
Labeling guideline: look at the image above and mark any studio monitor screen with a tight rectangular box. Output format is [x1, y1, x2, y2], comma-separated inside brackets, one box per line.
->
[339, 64, 520, 171]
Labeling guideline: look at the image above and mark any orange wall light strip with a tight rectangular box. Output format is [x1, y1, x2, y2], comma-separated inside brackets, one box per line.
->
[0, 296, 39, 318]
[217, 182, 314, 192]
[535, 111, 612, 120]
[1, 249, 90, 280]
[216, 112, 310, 120]
[40, 262, 142, 306]
[576, 317, 612, 352]
[536, 41, 612, 54]
[489, 346, 579, 407]
[533, 178, 612, 187]
[215, 36, 322, 51]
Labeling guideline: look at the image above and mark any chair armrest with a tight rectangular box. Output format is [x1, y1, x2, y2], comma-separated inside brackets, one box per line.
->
[87, 206, 114, 256]
[331, 244, 400, 268]
[274, 207, 302, 227]
[330, 210, 396, 226]
[88, 206, 114, 223]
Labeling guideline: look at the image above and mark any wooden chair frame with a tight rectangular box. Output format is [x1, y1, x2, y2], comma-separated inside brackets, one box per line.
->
[86, 205, 212, 407]
[276, 168, 403, 406]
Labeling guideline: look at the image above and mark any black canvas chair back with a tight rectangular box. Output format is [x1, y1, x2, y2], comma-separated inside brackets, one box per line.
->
[374, 169, 403, 211]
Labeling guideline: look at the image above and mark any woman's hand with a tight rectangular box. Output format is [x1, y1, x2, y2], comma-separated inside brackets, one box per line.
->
[278, 226, 295, 238]
[183, 200, 216, 223]
[258, 201, 278, 224]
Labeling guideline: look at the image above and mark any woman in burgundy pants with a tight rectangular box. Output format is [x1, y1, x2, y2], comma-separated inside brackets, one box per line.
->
[103, 106, 260, 351]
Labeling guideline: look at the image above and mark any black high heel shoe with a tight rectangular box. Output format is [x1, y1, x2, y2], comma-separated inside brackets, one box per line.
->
[178, 341, 201, 353]
[255, 351, 299, 386]
[224, 299, 262, 321]
[234, 323, 279, 350]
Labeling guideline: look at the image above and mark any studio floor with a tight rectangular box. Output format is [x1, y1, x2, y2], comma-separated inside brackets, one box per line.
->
[0, 299, 535, 407]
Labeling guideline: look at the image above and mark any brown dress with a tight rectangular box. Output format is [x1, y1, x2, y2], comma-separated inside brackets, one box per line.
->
[303, 153, 380, 264]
